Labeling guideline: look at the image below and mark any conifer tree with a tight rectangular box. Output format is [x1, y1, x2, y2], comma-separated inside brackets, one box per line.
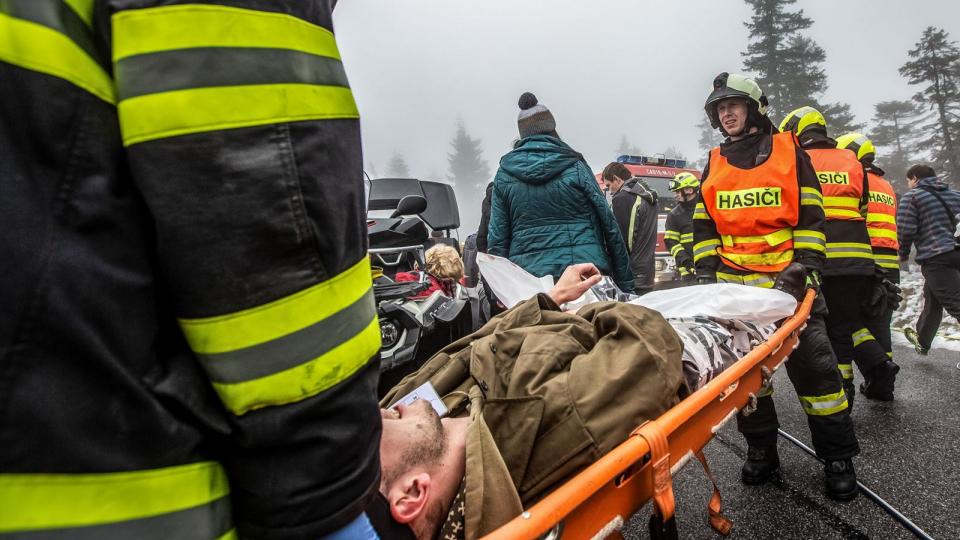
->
[386, 152, 410, 177]
[870, 100, 923, 191]
[447, 121, 491, 233]
[741, 0, 858, 129]
[615, 134, 642, 157]
[899, 26, 960, 181]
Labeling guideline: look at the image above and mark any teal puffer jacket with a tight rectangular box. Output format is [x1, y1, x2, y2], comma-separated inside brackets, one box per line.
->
[488, 135, 634, 291]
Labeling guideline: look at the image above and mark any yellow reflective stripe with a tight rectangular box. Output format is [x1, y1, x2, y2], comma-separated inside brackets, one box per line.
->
[799, 390, 848, 416]
[720, 249, 794, 266]
[826, 242, 874, 259]
[716, 271, 776, 288]
[693, 239, 720, 262]
[180, 258, 371, 354]
[0, 462, 228, 532]
[825, 208, 864, 219]
[878, 260, 900, 269]
[0, 13, 115, 104]
[852, 328, 875, 347]
[868, 228, 899, 240]
[724, 228, 793, 246]
[874, 253, 899, 261]
[627, 196, 643, 251]
[664, 230, 681, 240]
[680, 233, 694, 241]
[211, 316, 380, 414]
[218, 530, 239, 540]
[678, 266, 692, 276]
[693, 202, 708, 220]
[118, 83, 358, 146]
[824, 196, 860, 209]
[63, 0, 95, 27]
[800, 187, 824, 206]
[867, 213, 896, 224]
[793, 229, 826, 252]
[112, 4, 342, 62]
[838, 363, 854, 380]
[887, 351, 894, 359]
[669, 243, 684, 257]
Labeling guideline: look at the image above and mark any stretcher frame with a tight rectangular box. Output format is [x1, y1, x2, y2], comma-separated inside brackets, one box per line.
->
[482, 290, 816, 540]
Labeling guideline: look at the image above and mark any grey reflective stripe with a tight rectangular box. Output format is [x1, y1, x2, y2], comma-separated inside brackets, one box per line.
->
[693, 243, 718, 257]
[800, 192, 823, 204]
[838, 363, 854, 379]
[793, 234, 826, 247]
[115, 47, 351, 100]
[717, 273, 775, 287]
[627, 196, 644, 251]
[199, 288, 376, 383]
[0, 0, 107, 70]
[5, 496, 232, 540]
[825, 244, 873, 255]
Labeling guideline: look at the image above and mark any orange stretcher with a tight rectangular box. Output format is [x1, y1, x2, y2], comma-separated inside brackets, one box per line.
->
[482, 290, 816, 540]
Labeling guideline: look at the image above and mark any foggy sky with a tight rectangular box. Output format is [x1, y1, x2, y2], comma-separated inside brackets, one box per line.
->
[334, 1, 960, 231]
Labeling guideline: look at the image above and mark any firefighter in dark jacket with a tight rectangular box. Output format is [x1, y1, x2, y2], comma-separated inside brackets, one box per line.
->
[664, 172, 700, 281]
[695, 73, 859, 501]
[0, 2, 385, 538]
[780, 109, 900, 404]
[602, 162, 660, 294]
[837, 133, 903, 393]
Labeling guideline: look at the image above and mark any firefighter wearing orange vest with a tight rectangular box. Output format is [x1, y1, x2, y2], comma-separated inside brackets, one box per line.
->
[780, 109, 900, 405]
[837, 132, 903, 398]
[695, 73, 859, 501]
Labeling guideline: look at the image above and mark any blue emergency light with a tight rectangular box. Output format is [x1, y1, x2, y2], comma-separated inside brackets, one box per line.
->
[616, 154, 688, 169]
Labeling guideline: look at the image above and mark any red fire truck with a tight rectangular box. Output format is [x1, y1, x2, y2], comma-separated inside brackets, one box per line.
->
[596, 154, 702, 289]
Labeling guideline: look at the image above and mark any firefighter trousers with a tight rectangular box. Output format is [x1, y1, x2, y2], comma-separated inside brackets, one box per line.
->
[821, 276, 888, 405]
[737, 298, 860, 460]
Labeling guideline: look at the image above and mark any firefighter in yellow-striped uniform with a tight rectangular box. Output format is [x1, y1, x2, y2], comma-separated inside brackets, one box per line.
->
[837, 132, 903, 399]
[664, 172, 700, 282]
[0, 2, 391, 538]
[780, 109, 900, 405]
[694, 73, 859, 501]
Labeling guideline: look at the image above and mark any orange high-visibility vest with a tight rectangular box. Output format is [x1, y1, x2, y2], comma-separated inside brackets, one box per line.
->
[703, 132, 801, 273]
[806, 148, 865, 221]
[865, 172, 899, 250]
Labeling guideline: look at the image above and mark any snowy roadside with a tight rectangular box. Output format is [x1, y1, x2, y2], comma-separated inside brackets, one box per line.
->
[891, 266, 960, 353]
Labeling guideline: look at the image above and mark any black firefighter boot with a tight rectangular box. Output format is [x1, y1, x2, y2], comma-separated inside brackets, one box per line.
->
[824, 458, 858, 501]
[741, 445, 780, 485]
[860, 359, 900, 401]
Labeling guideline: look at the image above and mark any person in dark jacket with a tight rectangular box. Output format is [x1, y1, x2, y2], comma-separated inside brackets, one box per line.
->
[898, 165, 960, 354]
[477, 181, 494, 253]
[1, 2, 383, 538]
[602, 162, 659, 293]
[664, 172, 701, 282]
[488, 92, 634, 292]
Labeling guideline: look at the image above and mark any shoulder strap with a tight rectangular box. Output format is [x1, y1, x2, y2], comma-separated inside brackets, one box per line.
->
[918, 186, 959, 228]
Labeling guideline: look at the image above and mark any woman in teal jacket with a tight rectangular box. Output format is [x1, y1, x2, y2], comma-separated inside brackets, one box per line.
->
[488, 93, 634, 292]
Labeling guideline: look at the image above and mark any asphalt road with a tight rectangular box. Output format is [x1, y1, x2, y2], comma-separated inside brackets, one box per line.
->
[623, 343, 960, 540]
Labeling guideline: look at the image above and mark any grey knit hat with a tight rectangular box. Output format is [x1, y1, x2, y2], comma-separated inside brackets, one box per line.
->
[517, 92, 557, 138]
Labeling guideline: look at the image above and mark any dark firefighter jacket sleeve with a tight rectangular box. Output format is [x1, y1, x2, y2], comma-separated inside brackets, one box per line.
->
[693, 157, 721, 279]
[664, 209, 693, 270]
[108, 2, 381, 536]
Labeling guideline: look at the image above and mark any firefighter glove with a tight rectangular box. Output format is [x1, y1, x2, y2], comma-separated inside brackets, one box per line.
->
[773, 262, 808, 302]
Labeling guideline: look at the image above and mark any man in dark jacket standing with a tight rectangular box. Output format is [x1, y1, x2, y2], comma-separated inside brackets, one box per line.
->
[603, 162, 659, 294]
[899, 165, 960, 354]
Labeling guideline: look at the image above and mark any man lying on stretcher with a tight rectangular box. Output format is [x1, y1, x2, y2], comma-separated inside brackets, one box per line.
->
[374, 263, 686, 539]
[374, 263, 802, 539]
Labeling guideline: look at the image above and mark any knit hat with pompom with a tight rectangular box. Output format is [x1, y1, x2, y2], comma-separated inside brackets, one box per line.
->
[517, 92, 557, 138]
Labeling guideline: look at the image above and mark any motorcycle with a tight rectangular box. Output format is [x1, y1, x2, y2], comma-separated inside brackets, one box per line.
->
[367, 181, 480, 396]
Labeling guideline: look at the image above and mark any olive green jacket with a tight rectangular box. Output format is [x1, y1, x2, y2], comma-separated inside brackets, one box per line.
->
[382, 295, 683, 538]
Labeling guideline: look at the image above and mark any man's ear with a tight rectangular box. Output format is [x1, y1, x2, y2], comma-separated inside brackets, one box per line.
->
[386, 472, 433, 524]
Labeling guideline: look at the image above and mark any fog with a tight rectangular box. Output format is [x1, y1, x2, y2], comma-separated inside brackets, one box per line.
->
[335, 0, 960, 233]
